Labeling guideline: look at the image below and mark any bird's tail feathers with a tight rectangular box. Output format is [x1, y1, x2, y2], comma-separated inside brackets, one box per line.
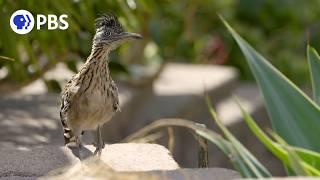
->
[60, 111, 76, 145]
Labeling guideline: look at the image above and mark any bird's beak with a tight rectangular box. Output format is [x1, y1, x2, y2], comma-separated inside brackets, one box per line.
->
[119, 32, 142, 40]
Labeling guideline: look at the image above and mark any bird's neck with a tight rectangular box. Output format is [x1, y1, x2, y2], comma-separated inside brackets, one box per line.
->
[86, 43, 111, 64]
[84, 43, 112, 80]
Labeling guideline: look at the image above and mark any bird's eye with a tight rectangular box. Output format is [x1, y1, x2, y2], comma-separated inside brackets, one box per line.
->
[105, 31, 111, 36]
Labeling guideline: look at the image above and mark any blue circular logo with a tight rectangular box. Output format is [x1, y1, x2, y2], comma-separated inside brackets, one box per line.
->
[10, 10, 35, 34]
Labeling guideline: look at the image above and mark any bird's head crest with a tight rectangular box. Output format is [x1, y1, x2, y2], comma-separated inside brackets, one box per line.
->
[95, 15, 124, 34]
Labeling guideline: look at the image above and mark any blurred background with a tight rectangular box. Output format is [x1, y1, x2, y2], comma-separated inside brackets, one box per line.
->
[1, 0, 320, 176]
[1, 0, 320, 89]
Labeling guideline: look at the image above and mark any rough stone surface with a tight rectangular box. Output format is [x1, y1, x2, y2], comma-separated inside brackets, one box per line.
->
[86, 143, 179, 171]
[0, 143, 179, 179]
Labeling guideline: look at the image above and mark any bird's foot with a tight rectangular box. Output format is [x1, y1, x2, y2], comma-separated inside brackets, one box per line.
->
[94, 125, 105, 156]
[93, 141, 105, 156]
[77, 143, 85, 160]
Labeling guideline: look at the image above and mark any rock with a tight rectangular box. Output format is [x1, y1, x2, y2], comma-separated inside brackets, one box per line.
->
[85, 143, 179, 171]
[0, 143, 178, 179]
[0, 143, 240, 180]
[46, 166, 240, 180]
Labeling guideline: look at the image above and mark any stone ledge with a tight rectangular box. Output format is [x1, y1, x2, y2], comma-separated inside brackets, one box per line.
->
[0, 143, 178, 178]
[45, 166, 240, 180]
[85, 143, 179, 172]
[0, 143, 241, 180]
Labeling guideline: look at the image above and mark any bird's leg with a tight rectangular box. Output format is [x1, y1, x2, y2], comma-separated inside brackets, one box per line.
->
[75, 135, 85, 160]
[75, 135, 83, 148]
[94, 125, 105, 156]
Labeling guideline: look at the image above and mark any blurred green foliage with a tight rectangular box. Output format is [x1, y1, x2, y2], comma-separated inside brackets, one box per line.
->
[228, 0, 320, 85]
[0, 0, 319, 91]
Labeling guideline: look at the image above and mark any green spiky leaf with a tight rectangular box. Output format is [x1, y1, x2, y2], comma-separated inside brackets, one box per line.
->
[236, 98, 320, 176]
[221, 16, 320, 151]
[307, 46, 320, 105]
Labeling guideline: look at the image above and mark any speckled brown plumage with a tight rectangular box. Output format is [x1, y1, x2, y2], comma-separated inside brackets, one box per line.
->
[60, 15, 141, 155]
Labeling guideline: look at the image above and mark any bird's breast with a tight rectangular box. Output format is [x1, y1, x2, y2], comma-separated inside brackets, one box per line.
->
[68, 80, 116, 130]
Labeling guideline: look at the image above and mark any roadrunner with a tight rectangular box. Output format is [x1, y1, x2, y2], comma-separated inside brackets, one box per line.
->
[60, 15, 142, 155]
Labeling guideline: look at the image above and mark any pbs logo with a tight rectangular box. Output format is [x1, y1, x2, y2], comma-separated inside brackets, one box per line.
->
[10, 9, 69, 35]
[10, 10, 34, 34]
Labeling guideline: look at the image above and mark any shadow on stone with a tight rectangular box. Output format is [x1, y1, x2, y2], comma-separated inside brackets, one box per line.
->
[0, 94, 64, 147]
[66, 144, 93, 160]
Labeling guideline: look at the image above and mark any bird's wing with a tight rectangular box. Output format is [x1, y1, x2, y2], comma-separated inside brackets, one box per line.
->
[110, 80, 120, 112]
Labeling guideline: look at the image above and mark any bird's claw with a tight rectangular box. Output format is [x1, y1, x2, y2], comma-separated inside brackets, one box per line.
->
[94, 140, 105, 156]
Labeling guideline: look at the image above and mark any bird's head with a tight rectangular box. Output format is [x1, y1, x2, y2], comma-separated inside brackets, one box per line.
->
[93, 15, 142, 49]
